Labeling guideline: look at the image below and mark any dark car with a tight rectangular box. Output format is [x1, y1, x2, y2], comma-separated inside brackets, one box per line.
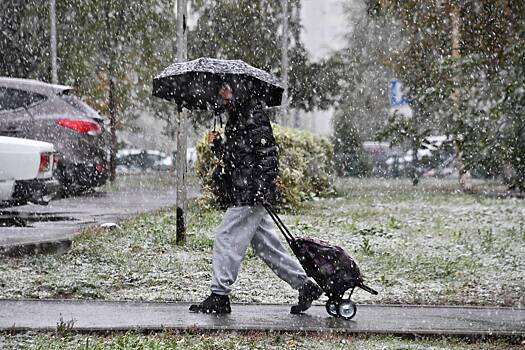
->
[0, 77, 108, 194]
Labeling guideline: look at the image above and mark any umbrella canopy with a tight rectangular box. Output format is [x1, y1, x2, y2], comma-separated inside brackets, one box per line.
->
[152, 57, 284, 110]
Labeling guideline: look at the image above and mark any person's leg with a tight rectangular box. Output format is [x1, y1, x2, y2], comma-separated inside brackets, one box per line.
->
[250, 212, 307, 289]
[210, 206, 265, 295]
[251, 208, 322, 314]
[190, 206, 265, 313]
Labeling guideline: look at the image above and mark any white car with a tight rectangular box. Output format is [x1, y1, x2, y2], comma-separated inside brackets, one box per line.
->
[0, 136, 58, 207]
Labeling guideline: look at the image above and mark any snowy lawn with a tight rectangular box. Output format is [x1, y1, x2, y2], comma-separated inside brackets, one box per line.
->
[0, 331, 520, 350]
[100, 172, 199, 192]
[0, 178, 524, 307]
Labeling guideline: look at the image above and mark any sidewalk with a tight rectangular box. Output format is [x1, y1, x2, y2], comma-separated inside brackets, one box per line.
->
[0, 187, 195, 256]
[1, 299, 523, 338]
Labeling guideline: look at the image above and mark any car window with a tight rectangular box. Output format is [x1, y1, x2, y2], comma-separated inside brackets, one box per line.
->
[0, 87, 47, 111]
[61, 95, 101, 119]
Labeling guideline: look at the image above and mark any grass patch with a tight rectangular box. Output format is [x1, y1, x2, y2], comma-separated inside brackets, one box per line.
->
[100, 172, 201, 192]
[0, 178, 523, 306]
[0, 331, 521, 350]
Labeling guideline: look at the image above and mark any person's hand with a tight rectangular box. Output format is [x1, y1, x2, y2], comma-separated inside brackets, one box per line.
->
[218, 83, 233, 105]
[208, 131, 220, 144]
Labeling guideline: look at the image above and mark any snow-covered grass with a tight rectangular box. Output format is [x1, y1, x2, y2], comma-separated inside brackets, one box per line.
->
[100, 172, 198, 192]
[99, 171, 200, 193]
[0, 331, 520, 350]
[0, 178, 523, 307]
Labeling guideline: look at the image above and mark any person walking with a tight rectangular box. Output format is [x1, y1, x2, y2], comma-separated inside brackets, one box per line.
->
[189, 82, 322, 314]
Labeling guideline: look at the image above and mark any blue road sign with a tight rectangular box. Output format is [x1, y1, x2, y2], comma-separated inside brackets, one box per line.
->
[389, 80, 410, 107]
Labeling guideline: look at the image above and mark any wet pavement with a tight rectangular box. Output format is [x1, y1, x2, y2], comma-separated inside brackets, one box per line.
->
[0, 299, 523, 338]
[0, 187, 194, 255]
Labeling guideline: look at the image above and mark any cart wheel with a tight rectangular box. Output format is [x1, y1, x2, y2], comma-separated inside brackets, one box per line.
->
[337, 299, 357, 320]
[325, 300, 338, 317]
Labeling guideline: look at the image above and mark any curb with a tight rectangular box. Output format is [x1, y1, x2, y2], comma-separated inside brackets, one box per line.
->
[0, 239, 72, 257]
[3, 324, 523, 342]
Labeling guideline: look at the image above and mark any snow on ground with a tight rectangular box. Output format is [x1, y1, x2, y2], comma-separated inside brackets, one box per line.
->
[0, 178, 523, 308]
[0, 331, 520, 350]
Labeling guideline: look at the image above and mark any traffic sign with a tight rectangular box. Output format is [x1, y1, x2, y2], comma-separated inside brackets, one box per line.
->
[389, 79, 410, 107]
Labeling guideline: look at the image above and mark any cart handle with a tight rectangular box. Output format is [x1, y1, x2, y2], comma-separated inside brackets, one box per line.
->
[263, 204, 295, 245]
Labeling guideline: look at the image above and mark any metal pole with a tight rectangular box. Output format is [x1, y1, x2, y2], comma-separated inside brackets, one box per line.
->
[175, 0, 188, 244]
[280, 0, 289, 121]
[176, 0, 187, 62]
[50, 0, 58, 84]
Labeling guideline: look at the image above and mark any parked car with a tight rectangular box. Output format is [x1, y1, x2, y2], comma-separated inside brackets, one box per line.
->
[363, 141, 402, 177]
[0, 77, 108, 195]
[0, 136, 58, 207]
[116, 147, 197, 174]
[116, 149, 172, 173]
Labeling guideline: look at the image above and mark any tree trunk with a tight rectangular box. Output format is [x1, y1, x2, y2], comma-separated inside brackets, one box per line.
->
[49, 0, 58, 84]
[503, 0, 510, 17]
[108, 69, 117, 183]
[450, 3, 471, 191]
[411, 141, 419, 186]
[103, 3, 120, 184]
[453, 139, 470, 190]
[411, 103, 420, 186]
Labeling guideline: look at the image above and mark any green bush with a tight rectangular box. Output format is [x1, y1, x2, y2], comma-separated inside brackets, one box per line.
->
[195, 123, 334, 209]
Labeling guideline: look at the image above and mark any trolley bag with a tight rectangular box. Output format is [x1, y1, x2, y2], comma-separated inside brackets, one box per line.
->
[264, 204, 378, 320]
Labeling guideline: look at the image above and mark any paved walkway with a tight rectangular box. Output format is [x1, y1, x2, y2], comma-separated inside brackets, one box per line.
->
[0, 187, 196, 255]
[0, 300, 523, 338]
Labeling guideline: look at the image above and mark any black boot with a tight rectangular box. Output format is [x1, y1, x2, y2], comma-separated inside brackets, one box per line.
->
[189, 293, 231, 314]
[291, 279, 322, 314]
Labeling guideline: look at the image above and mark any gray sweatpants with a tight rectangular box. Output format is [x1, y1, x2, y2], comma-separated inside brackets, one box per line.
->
[211, 205, 308, 295]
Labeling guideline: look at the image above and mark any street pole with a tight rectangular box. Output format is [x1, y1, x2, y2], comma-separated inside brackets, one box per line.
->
[175, 0, 188, 245]
[50, 0, 58, 84]
[280, 0, 289, 122]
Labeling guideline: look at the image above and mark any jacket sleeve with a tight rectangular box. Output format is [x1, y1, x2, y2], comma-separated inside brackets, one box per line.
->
[210, 136, 224, 159]
[246, 109, 279, 201]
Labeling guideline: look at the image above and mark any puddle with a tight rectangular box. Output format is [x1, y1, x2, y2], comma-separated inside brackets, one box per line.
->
[0, 211, 77, 228]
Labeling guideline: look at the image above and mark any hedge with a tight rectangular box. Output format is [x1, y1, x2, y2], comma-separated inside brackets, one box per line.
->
[194, 123, 334, 209]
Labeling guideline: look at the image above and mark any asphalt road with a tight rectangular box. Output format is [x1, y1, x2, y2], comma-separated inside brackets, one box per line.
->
[0, 299, 523, 338]
[0, 186, 194, 254]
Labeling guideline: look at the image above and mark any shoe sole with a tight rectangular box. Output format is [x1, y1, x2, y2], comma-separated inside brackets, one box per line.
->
[189, 305, 231, 314]
[290, 288, 323, 314]
[290, 302, 312, 314]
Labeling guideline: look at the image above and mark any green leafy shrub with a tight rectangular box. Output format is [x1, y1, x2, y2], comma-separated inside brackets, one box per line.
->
[195, 123, 334, 209]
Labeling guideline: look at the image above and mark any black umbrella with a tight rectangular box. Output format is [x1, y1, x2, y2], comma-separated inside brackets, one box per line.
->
[152, 57, 284, 110]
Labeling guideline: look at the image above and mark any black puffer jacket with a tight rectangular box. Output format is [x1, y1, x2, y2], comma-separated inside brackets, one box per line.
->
[211, 100, 279, 207]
